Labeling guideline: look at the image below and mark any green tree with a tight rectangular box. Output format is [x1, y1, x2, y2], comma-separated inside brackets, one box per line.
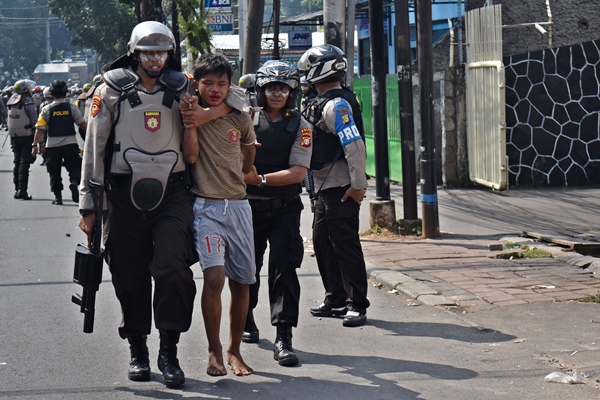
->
[0, 0, 55, 82]
[49, 0, 137, 65]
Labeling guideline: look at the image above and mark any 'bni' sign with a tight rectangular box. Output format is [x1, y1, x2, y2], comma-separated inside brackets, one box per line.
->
[206, 13, 234, 34]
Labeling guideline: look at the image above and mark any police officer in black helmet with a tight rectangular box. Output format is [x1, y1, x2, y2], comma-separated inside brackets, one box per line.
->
[32, 80, 86, 205]
[242, 60, 312, 366]
[298, 44, 370, 328]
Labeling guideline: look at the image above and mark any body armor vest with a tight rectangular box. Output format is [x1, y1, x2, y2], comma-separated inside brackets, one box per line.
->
[47, 102, 76, 137]
[103, 68, 187, 212]
[246, 110, 302, 199]
[305, 87, 365, 170]
[7, 97, 34, 137]
[106, 69, 186, 175]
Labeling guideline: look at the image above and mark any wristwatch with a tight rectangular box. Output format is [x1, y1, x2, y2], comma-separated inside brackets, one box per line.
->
[258, 174, 267, 188]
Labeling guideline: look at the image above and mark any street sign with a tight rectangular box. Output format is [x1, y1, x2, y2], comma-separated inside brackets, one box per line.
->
[206, 13, 234, 34]
[205, 0, 231, 12]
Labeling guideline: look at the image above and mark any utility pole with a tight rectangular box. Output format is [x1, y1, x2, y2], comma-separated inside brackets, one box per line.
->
[368, 0, 396, 231]
[243, 0, 265, 75]
[345, 0, 356, 87]
[394, 0, 420, 234]
[323, 0, 345, 50]
[416, 0, 440, 238]
[45, 19, 51, 63]
[239, 0, 247, 72]
[272, 0, 280, 59]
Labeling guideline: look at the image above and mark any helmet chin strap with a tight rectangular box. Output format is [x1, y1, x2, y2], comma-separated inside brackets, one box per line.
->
[141, 66, 162, 78]
[133, 55, 164, 78]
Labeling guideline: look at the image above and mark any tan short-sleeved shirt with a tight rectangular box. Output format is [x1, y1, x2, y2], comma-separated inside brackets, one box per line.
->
[189, 110, 256, 200]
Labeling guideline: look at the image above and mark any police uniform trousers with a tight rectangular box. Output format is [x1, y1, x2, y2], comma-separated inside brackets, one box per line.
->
[11, 135, 34, 192]
[105, 174, 197, 339]
[45, 143, 81, 196]
[313, 185, 370, 314]
[249, 196, 303, 327]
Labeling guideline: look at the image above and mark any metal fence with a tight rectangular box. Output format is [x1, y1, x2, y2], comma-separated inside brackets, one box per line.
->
[465, 4, 508, 190]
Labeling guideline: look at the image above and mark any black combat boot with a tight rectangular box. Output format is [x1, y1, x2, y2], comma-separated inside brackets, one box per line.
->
[157, 330, 185, 387]
[273, 324, 298, 366]
[127, 335, 150, 381]
[242, 310, 259, 343]
[52, 192, 62, 205]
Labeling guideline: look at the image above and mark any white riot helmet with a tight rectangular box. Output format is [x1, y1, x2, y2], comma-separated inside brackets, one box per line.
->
[298, 44, 347, 84]
[13, 79, 36, 94]
[127, 21, 175, 55]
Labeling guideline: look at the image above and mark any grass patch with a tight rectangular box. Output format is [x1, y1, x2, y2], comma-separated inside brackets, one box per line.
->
[580, 292, 600, 303]
[496, 244, 552, 259]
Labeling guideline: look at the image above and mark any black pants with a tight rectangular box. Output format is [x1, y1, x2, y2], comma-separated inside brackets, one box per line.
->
[249, 197, 304, 327]
[105, 176, 198, 339]
[313, 185, 370, 313]
[11, 135, 34, 192]
[45, 143, 81, 196]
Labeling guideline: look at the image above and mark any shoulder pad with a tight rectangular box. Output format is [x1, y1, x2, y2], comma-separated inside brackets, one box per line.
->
[159, 69, 188, 92]
[103, 68, 139, 92]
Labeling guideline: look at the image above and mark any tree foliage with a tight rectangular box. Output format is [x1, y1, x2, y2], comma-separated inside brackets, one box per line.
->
[49, 0, 137, 65]
[0, 0, 75, 83]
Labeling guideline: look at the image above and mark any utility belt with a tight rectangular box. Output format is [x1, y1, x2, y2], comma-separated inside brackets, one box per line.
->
[249, 196, 299, 213]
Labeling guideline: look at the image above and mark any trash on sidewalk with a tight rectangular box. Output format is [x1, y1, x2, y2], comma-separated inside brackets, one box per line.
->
[544, 371, 582, 384]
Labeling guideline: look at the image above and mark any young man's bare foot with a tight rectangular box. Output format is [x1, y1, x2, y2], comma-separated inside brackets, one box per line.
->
[227, 352, 254, 376]
[207, 351, 228, 377]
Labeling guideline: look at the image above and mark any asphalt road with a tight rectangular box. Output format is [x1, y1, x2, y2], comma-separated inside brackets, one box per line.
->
[1, 144, 599, 399]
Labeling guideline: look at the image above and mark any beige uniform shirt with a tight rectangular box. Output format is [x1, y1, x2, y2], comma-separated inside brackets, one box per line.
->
[189, 110, 256, 200]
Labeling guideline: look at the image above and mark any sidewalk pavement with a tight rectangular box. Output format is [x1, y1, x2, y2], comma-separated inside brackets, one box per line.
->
[356, 185, 600, 311]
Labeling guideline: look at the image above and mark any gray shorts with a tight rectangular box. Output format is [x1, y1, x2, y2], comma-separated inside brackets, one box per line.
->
[192, 197, 256, 284]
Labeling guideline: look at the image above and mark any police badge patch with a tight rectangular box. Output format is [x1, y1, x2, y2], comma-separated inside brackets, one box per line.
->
[90, 95, 102, 117]
[300, 127, 312, 148]
[228, 129, 241, 142]
[144, 111, 161, 132]
[337, 106, 351, 125]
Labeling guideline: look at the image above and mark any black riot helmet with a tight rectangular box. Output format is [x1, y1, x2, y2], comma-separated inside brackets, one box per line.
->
[50, 80, 68, 96]
[255, 60, 300, 109]
[298, 44, 347, 84]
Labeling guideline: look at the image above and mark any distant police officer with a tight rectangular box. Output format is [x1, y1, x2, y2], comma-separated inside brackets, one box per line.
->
[298, 44, 370, 327]
[8, 79, 37, 200]
[299, 76, 317, 113]
[32, 80, 86, 205]
[243, 60, 312, 366]
[77, 21, 199, 388]
[75, 74, 103, 123]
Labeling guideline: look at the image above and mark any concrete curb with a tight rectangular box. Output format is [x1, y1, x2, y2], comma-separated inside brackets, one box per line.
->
[366, 263, 457, 306]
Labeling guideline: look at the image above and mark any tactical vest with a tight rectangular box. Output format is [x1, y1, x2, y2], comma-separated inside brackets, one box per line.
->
[103, 68, 188, 212]
[304, 87, 365, 170]
[104, 68, 187, 175]
[47, 102, 77, 137]
[7, 96, 34, 137]
[246, 110, 302, 199]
